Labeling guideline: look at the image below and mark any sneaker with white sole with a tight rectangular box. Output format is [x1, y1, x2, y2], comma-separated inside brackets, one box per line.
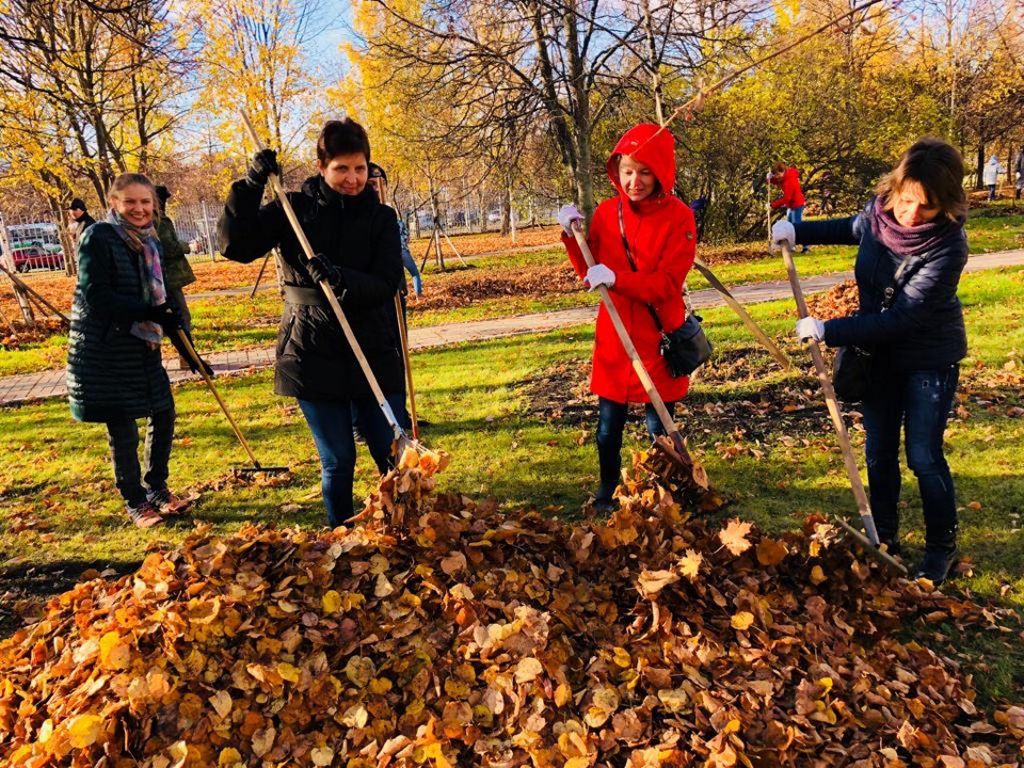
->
[126, 500, 163, 528]
[146, 488, 191, 517]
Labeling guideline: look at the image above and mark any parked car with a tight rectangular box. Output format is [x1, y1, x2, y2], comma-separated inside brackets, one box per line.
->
[6, 223, 65, 272]
[10, 243, 65, 272]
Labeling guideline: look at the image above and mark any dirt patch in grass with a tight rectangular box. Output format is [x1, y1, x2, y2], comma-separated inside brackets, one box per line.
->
[412, 263, 580, 313]
[521, 348, 831, 437]
[522, 347, 1024, 451]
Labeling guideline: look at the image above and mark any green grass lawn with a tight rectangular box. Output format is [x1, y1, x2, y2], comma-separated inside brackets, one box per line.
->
[3, 267, 1022, 695]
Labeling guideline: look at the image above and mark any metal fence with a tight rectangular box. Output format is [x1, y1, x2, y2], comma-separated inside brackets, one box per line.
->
[169, 202, 221, 263]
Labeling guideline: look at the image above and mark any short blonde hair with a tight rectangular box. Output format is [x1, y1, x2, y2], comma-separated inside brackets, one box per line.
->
[877, 138, 967, 221]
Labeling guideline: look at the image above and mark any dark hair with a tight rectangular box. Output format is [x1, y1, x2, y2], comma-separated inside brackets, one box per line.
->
[155, 185, 171, 204]
[69, 197, 87, 211]
[317, 119, 371, 165]
[368, 163, 387, 184]
[772, 162, 786, 175]
[878, 137, 967, 221]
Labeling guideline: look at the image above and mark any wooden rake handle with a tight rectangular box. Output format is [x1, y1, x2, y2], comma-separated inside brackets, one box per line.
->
[175, 329, 262, 469]
[691, 257, 791, 369]
[780, 244, 881, 547]
[569, 220, 680, 443]
[240, 112, 407, 445]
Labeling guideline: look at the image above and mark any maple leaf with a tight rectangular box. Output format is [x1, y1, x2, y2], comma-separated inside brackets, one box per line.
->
[677, 549, 704, 581]
[718, 519, 753, 556]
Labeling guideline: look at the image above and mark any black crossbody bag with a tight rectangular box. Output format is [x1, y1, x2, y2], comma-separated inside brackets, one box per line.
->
[617, 202, 712, 377]
[832, 256, 914, 401]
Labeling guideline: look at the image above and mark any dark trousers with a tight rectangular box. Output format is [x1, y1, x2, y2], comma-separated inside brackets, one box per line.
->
[299, 394, 408, 526]
[861, 366, 959, 549]
[105, 408, 176, 506]
[595, 397, 675, 501]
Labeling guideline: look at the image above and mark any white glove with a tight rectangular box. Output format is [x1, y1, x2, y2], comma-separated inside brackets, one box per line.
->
[1017, 171, 1022, 181]
[766, 171, 773, 183]
[557, 204, 583, 234]
[770, 220, 796, 252]
[795, 316, 825, 341]
[585, 263, 615, 291]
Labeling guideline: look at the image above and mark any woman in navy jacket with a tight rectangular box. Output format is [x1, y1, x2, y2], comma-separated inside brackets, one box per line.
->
[772, 137, 969, 584]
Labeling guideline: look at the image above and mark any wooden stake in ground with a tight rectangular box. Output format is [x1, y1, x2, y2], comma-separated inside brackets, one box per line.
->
[779, 243, 907, 575]
[0, 264, 69, 325]
[241, 112, 423, 457]
[570, 220, 709, 500]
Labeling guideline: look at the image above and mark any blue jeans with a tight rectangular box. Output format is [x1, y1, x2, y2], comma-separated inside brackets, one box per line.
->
[298, 394, 408, 526]
[595, 397, 675, 501]
[861, 366, 959, 549]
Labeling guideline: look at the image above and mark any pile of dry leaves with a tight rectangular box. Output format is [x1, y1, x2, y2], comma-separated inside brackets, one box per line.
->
[806, 280, 860, 322]
[1, 449, 1022, 767]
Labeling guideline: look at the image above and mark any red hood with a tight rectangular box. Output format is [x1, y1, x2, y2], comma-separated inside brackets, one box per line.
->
[606, 123, 676, 200]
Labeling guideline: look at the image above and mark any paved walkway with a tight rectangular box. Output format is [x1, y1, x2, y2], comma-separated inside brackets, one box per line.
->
[3, 249, 1022, 407]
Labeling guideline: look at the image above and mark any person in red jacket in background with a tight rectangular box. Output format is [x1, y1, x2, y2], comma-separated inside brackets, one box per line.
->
[557, 123, 696, 512]
[769, 162, 809, 253]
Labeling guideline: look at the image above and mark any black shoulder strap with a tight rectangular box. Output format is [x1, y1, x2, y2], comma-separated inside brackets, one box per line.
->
[882, 256, 917, 311]
[617, 200, 668, 334]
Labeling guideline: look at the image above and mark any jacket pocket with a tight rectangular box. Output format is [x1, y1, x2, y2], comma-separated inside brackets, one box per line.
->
[277, 311, 297, 357]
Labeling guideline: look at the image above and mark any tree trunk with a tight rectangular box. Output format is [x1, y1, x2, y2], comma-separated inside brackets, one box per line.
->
[476, 187, 487, 233]
[565, 7, 595, 221]
[643, 0, 665, 123]
[976, 143, 985, 190]
[500, 182, 511, 237]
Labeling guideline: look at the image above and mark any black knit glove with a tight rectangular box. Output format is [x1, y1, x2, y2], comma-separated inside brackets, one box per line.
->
[144, 302, 183, 332]
[307, 254, 344, 288]
[169, 331, 215, 377]
[246, 149, 280, 188]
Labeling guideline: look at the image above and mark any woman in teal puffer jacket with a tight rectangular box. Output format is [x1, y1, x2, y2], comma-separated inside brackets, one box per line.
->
[67, 173, 188, 528]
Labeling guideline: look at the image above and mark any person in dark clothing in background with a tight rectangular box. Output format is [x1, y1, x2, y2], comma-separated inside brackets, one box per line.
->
[155, 185, 197, 370]
[368, 163, 422, 297]
[772, 137, 969, 585]
[218, 118, 406, 526]
[68, 198, 96, 248]
[1015, 147, 1024, 201]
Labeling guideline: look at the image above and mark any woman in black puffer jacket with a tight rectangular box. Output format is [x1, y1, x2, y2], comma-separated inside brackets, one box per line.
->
[67, 173, 190, 528]
[218, 118, 405, 526]
[772, 137, 969, 584]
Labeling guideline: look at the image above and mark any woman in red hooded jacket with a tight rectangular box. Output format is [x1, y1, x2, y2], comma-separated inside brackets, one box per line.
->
[558, 123, 696, 511]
